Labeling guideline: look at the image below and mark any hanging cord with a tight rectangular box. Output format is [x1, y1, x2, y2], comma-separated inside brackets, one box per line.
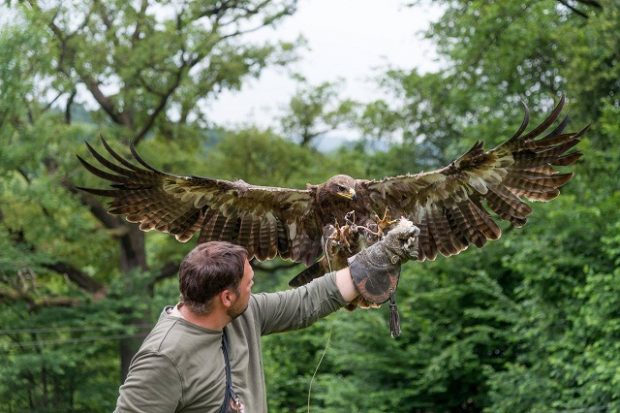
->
[388, 293, 401, 338]
[306, 325, 333, 413]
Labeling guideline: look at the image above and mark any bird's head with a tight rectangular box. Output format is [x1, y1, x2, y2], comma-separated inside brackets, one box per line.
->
[325, 175, 357, 201]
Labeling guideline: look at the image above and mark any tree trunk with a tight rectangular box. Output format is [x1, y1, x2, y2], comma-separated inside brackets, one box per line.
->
[118, 225, 151, 382]
[119, 225, 147, 272]
[119, 332, 149, 383]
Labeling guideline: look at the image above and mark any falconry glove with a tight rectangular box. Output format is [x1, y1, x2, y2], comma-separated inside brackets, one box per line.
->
[348, 218, 420, 337]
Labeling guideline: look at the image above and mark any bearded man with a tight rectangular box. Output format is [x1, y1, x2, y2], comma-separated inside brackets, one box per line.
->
[114, 220, 419, 412]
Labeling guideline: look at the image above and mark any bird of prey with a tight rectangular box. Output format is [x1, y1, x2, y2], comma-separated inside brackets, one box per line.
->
[77, 96, 585, 287]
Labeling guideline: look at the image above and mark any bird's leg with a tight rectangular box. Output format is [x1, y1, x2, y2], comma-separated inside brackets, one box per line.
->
[333, 219, 350, 249]
[339, 222, 354, 251]
[375, 208, 398, 239]
[324, 219, 353, 254]
[328, 212, 363, 253]
[353, 209, 398, 243]
[322, 224, 339, 273]
[340, 211, 361, 251]
[352, 212, 382, 239]
[344, 210, 357, 228]
[342, 209, 384, 240]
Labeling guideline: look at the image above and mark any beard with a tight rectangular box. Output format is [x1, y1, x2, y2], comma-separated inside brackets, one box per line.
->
[226, 300, 249, 320]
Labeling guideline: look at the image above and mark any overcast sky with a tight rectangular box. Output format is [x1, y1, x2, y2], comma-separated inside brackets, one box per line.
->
[0, 1, 443, 137]
[205, 0, 443, 130]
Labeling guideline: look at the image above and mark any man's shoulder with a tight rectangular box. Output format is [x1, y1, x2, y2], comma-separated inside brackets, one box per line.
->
[138, 311, 221, 361]
[137, 316, 182, 354]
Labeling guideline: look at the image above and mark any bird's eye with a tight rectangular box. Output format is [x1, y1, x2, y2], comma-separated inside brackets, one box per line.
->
[337, 185, 346, 191]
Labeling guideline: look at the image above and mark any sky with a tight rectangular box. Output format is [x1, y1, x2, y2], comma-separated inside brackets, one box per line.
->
[0, 1, 444, 144]
[205, 0, 443, 131]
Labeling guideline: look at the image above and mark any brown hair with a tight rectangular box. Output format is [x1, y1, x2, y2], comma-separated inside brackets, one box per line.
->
[178, 241, 248, 314]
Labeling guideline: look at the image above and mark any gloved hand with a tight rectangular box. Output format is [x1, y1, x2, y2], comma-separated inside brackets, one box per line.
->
[348, 218, 419, 304]
[347, 218, 420, 337]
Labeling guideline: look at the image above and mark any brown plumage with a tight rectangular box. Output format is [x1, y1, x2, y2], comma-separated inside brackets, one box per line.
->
[77, 96, 585, 286]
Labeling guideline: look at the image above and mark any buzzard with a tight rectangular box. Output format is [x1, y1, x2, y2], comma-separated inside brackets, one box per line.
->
[77, 96, 585, 287]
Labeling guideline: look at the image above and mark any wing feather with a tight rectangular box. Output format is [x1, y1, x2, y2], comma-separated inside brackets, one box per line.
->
[429, 205, 450, 256]
[78, 139, 316, 263]
[257, 217, 271, 261]
[267, 215, 279, 260]
[434, 202, 465, 256]
[430, 204, 467, 258]
[553, 152, 583, 166]
[237, 215, 255, 257]
[250, 217, 263, 259]
[276, 217, 290, 256]
[359, 96, 584, 261]
[456, 201, 487, 247]
[219, 216, 239, 243]
[419, 210, 438, 261]
[101, 138, 146, 172]
[445, 205, 469, 251]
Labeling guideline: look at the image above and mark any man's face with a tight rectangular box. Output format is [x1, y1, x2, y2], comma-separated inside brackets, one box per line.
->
[227, 259, 254, 320]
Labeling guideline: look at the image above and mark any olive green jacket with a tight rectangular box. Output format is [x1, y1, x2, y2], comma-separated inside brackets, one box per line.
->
[114, 272, 346, 412]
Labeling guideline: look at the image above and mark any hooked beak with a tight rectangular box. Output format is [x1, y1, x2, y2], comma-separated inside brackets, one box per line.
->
[338, 188, 357, 201]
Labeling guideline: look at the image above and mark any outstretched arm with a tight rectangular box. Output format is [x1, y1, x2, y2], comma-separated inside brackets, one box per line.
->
[252, 219, 420, 336]
[251, 272, 348, 335]
[335, 267, 358, 303]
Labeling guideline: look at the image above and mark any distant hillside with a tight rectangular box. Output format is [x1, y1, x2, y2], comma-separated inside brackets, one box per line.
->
[68, 103, 369, 154]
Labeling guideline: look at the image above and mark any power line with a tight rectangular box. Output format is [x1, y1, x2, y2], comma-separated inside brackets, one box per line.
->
[0, 332, 149, 352]
[553, 405, 610, 413]
[0, 323, 153, 335]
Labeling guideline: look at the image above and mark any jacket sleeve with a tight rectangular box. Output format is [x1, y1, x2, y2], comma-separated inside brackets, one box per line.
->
[250, 272, 347, 336]
[114, 351, 183, 413]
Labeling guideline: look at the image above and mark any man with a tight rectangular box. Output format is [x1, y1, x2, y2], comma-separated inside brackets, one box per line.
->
[114, 219, 420, 412]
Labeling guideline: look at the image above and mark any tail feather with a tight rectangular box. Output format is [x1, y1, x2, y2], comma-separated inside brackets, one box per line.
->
[288, 262, 323, 287]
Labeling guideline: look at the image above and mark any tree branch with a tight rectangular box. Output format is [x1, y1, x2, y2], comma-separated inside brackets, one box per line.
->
[0, 210, 107, 298]
[41, 91, 64, 113]
[0, 288, 80, 310]
[42, 262, 106, 297]
[93, 0, 120, 48]
[132, 65, 186, 145]
[557, 0, 602, 18]
[149, 261, 179, 287]
[65, 89, 76, 124]
[79, 75, 129, 126]
[137, 72, 167, 97]
[27, 0, 128, 127]
[131, 0, 149, 45]
[60, 178, 124, 230]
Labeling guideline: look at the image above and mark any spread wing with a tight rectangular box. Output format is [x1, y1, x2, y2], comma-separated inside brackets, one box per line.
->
[77, 139, 322, 263]
[358, 96, 586, 261]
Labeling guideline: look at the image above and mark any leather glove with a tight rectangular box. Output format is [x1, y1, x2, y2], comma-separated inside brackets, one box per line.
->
[348, 218, 420, 337]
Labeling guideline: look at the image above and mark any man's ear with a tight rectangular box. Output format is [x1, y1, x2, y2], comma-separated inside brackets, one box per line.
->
[219, 289, 236, 308]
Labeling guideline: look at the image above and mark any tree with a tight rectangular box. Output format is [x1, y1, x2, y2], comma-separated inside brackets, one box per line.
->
[357, 1, 620, 411]
[2, 0, 619, 411]
[258, 2, 620, 410]
[260, 1, 619, 411]
[280, 78, 357, 148]
[0, 1, 298, 410]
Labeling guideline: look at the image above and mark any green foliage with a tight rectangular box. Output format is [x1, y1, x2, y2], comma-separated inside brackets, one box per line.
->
[263, 1, 620, 412]
[280, 79, 358, 148]
[207, 127, 321, 187]
[1, 1, 300, 411]
[1, 0, 619, 412]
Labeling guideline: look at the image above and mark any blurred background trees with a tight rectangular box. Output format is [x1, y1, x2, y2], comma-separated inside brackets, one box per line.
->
[1, 0, 618, 412]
